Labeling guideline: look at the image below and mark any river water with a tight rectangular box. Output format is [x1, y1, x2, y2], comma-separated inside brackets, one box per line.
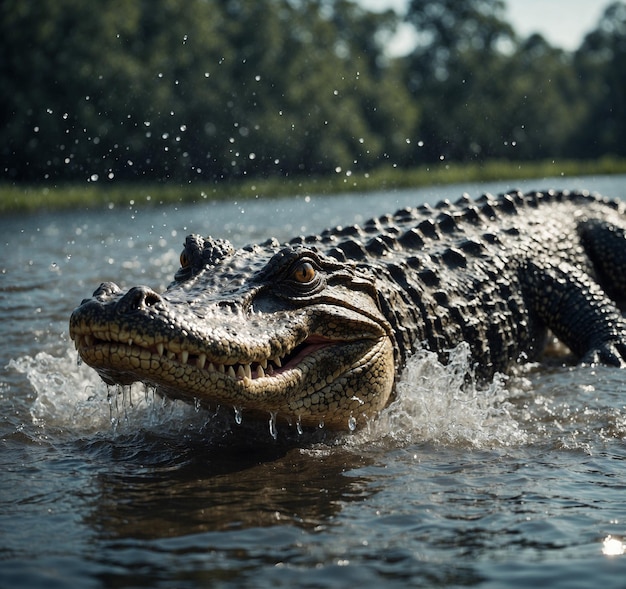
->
[2, 176, 626, 588]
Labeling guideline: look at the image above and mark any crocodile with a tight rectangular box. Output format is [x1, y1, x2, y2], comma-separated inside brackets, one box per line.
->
[69, 189, 626, 430]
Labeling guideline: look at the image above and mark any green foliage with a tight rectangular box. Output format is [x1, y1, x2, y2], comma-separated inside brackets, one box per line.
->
[1, 0, 625, 187]
[573, 2, 626, 157]
[4, 156, 626, 214]
[0, 0, 417, 183]
[404, 0, 591, 162]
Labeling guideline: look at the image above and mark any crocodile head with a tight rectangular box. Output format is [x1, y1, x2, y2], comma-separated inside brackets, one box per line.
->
[69, 235, 395, 430]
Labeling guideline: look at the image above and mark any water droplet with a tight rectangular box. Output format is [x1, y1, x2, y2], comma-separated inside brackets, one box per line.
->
[296, 415, 303, 435]
[269, 412, 278, 439]
[318, 419, 325, 429]
[348, 416, 357, 431]
[143, 383, 154, 405]
[194, 397, 201, 412]
[234, 406, 242, 425]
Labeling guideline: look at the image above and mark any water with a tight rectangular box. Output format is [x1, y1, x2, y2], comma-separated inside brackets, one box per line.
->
[3, 176, 626, 588]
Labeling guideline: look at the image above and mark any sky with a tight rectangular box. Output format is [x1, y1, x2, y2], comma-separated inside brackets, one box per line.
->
[504, 0, 610, 50]
[360, 0, 613, 54]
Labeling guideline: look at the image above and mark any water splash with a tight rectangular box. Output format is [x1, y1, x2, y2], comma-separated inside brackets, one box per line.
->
[9, 346, 206, 437]
[350, 343, 527, 449]
[11, 341, 625, 449]
[9, 348, 110, 433]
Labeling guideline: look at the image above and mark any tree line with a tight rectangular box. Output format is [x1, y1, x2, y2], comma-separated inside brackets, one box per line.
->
[1, 0, 625, 185]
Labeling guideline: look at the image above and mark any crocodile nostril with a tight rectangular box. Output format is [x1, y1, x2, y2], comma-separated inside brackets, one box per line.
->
[116, 286, 163, 314]
[144, 292, 161, 307]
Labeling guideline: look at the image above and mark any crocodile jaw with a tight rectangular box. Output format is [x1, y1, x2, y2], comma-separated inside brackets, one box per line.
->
[74, 334, 394, 429]
[69, 284, 395, 430]
[71, 328, 394, 430]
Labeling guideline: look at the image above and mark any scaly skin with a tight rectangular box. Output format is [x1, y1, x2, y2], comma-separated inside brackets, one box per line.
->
[70, 190, 626, 430]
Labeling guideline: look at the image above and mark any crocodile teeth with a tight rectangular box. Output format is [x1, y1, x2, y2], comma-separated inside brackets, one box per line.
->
[93, 334, 291, 379]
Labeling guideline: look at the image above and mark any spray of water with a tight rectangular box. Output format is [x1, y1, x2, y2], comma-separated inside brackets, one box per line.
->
[350, 342, 528, 449]
[9, 347, 204, 436]
[11, 341, 592, 450]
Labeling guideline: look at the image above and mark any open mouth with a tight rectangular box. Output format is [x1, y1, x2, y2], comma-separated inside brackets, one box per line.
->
[72, 331, 338, 383]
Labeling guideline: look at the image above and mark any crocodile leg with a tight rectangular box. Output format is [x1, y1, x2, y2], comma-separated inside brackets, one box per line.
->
[523, 260, 626, 366]
[579, 219, 626, 307]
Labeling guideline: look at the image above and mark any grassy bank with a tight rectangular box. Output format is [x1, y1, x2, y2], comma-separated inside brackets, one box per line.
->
[2, 156, 626, 214]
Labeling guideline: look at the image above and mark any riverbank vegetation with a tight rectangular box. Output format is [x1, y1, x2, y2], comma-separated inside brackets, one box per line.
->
[2, 156, 626, 214]
[2, 0, 625, 210]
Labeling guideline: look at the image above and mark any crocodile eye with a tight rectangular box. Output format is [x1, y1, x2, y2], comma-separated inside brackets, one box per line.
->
[180, 250, 190, 268]
[291, 261, 316, 283]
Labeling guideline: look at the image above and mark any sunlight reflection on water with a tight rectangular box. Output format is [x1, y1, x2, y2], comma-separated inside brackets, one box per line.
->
[602, 535, 626, 557]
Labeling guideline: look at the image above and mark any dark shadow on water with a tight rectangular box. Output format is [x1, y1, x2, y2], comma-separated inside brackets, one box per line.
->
[77, 419, 377, 541]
